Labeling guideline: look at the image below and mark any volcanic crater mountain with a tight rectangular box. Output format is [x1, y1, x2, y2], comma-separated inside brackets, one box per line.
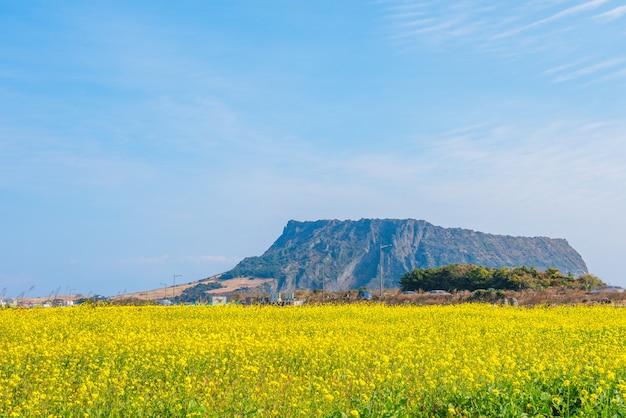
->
[220, 219, 588, 292]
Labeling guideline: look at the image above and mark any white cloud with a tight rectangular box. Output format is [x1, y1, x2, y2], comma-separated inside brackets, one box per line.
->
[222, 116, 626, 223]
[582, 67, 626, 85]
[594, 5, 626, 21]
[543, 59, 587, 75]
[552, 58, 626, 82]
[377, 0, 626, 86]
[496, 0, 610, 38]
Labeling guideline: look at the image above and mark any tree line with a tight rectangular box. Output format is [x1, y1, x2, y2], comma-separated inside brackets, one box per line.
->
[399, 264, 604, 292]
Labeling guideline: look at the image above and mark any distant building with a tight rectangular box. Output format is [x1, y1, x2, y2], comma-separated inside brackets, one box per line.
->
[211, 296, 228, 305]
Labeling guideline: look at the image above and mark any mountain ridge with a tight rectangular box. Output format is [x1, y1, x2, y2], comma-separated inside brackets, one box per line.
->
[221, 218, 588, 291]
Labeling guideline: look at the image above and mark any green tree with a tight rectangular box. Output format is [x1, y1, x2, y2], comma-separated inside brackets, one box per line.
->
[574, 273, 605, 290]
[399, 264, 601, 292]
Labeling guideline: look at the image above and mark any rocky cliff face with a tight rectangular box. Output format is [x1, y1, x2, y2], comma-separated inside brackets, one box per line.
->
[222, 219, 588, 291]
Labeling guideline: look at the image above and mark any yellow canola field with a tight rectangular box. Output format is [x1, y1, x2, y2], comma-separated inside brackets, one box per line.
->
[1, 304, 626, 417]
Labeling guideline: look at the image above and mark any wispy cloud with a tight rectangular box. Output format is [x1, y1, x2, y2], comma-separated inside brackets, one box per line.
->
[232, 115, 626, 219]
[594, 5, 626, 21]
[551, 57, 626, 82]
[543, 59, 587, 76]
[495, 0, 610, 39]
[376, 0, 626, 86]
[582, 67, 626, 85]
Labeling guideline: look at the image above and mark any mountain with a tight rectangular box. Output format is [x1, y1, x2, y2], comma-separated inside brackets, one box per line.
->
[220, 219, 588, 292]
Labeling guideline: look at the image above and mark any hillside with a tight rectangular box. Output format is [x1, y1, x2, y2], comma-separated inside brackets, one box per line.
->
[220, 219, 588, 292]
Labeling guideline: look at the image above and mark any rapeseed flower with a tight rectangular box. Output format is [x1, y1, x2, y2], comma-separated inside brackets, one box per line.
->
[0, 304, 625, 416]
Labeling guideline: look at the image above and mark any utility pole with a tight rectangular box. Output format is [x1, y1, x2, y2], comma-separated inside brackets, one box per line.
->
[379, 244, 392, 297]
[173, 274, 182, 301]
[160, 283, 167, 299]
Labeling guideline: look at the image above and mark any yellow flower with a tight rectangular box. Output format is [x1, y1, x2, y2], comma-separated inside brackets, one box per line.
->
[2, 304, 626, 416]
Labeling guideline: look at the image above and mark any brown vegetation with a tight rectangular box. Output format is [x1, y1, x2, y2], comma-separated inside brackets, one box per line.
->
[302, 288, 626, 307]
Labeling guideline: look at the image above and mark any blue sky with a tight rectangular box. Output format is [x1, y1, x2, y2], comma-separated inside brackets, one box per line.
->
[2, 0, 626, 298]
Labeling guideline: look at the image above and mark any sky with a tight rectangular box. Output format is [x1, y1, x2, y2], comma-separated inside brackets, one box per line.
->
[1, 0, 626, 298]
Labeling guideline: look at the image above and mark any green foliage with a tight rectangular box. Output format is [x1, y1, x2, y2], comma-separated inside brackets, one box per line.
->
[399, 264, 605, 292]
[178, 282, 224, 303]
[576, 273, 605, 290]
[467, 288, 507, 303]
[219, 255, 284, 281]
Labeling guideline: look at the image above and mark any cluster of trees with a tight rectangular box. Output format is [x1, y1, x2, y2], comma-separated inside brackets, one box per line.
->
[178, 282, 224, 303]
[399, 264, 605, 292]
[220, 256, 285, 281]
